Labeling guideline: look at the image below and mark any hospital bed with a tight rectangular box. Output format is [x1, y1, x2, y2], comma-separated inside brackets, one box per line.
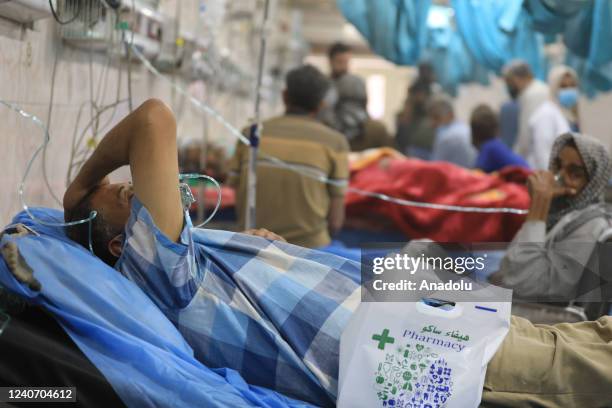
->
[0, 300, 126, 407]
[0, 208, 312, 408]
[192, 151, 532, 245]
[4, 201, 606, 407]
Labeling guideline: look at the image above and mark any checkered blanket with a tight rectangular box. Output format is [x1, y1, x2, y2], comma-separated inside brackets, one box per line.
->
[116, 198, 361, 407]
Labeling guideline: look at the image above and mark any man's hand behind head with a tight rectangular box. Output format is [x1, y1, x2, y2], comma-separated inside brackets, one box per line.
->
[63, 98, 183, 246]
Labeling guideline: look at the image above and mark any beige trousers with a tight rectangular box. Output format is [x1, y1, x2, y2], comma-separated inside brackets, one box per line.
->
[482, 316, 612, 407]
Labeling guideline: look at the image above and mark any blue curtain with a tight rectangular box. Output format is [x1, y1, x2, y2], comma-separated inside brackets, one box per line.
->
[583, 0, 612, 69]
[451, 0, 547, 79]
[525, 0, 612, 95]
[336, 0, 610, 95]
[337, 0, 431, 65]
[422, 20, 490, 96]
[526, 0, 589, 34]
[567, 54, 612, 97]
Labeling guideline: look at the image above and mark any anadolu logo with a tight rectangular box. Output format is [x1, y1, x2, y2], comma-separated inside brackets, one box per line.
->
[371, 329, 454, 407]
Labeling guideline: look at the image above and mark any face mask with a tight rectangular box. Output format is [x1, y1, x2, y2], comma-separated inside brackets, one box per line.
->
[558, 87, 579, 109]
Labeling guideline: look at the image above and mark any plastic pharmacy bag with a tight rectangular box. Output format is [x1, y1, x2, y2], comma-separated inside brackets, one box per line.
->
[337, 296, 511, 408]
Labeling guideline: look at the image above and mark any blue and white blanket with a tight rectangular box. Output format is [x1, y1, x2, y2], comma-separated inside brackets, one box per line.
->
[116, 198, 361, 406]
[0, 204, 362, 407]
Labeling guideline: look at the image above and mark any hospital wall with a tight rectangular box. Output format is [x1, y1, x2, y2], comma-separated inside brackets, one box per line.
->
[0, 8, 260, 226]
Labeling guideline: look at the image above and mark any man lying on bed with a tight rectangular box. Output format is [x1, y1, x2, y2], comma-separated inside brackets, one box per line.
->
[56, 96, 612, 408]
[59, 96, 358, 406]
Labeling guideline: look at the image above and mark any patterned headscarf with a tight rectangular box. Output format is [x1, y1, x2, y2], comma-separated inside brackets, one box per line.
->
[547, 132, 612, 229]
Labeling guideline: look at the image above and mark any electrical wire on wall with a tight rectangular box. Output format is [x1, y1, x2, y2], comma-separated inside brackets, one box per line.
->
[1, 99, 98, 254]
[3, 97, 221, 259]
[46, 0, 122, 204]
[56, 1, 129, 188]
[49, 0, 82, 25]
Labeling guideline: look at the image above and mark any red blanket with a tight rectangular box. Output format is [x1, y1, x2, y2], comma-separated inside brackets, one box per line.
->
[346, 158, 530, 242]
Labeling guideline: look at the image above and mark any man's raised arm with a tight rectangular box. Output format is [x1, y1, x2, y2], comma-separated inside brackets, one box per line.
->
[63, 98, 183, 242]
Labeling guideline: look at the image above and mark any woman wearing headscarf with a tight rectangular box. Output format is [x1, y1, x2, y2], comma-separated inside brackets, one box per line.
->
[495, 132, 612, 300]
[549, 65, 581, 132]
[325, 73, 393, 152]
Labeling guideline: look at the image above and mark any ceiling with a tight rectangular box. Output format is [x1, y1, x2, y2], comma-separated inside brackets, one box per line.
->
[285, 0, 451, 54]
[286, 0, 369, 53]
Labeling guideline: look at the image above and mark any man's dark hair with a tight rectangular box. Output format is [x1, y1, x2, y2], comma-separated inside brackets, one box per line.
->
[328, 42, 351, 59]
[285, 64, 331, 113]
[502, 60, 533, 79]
[64, 192, 122, 266]
[470, 104, 499, 143]
[417, 62, 435, 84]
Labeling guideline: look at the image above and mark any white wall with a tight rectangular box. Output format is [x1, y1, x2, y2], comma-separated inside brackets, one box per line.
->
[579, 92, 612, 147]
[0, 10, 255, 225]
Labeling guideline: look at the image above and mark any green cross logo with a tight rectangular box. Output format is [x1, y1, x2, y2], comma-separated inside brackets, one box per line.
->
[372, 328, 395, 350]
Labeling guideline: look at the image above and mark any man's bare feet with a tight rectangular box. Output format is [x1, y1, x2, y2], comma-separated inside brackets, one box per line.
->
[1, 241, 41, 292]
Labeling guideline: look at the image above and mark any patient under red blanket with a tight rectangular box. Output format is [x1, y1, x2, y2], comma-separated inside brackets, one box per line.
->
[345, 149, 530, 242]
[210, 149, 529, 242]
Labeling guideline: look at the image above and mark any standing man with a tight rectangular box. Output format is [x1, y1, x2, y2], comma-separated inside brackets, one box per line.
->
[325, 73, 393, 151]
[395, 80, 436, 159]
[320, 42, 354, 127]
[503, 60, 569, 169]
[229, 65, 349, 248]
[328, 42, 352, 79]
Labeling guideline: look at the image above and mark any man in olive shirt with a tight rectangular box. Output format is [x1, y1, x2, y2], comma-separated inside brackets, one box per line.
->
[229, 65, 349, 248]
